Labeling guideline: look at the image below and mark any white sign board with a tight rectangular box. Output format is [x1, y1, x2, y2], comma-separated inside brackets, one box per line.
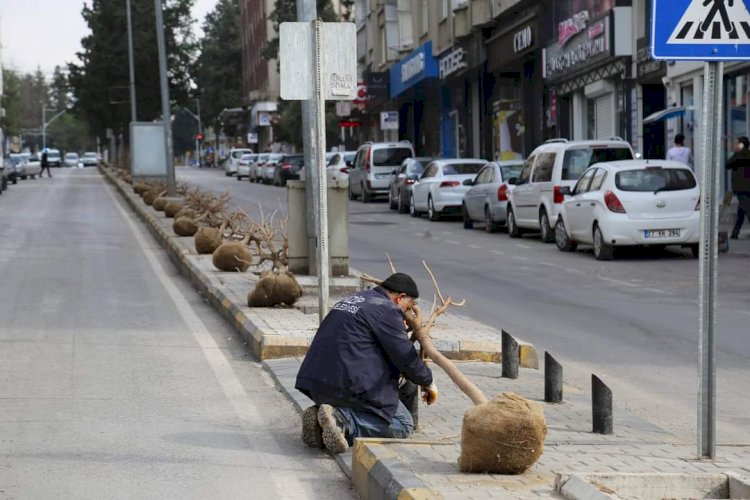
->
[380, 111, 399, 130]
[335, 101, 352, 117]
[247, 132, 258, 144]
[131, 122, 167, 176]
[280, 22, 357, 101]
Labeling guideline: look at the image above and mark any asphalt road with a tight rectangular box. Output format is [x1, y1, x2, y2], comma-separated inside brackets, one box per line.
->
[0, 169, 355, 499]
[178, 166, 750, 447]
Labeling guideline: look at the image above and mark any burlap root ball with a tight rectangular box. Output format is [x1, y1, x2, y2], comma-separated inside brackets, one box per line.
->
[458, 392, 547, 474]
[212, 242, 252, 272]
[133, 182, 150, 196]
[173, 216, 199, 237]
[152, 196, 168, 212]
[248, 270, 303, 307]
[174, 207, 197, 220]
[195, 227, 223, 254]
[143, 189, 162, 206]
[164, 201, 184, 218]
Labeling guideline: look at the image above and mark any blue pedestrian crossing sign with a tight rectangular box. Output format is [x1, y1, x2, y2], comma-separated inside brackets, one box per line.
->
[652, 0, 750, 60]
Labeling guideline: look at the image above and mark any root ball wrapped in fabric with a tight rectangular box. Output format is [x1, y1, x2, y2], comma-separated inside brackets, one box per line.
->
[143, 189, 163, 206]
[248, 270, 302, 307]
[212, 242, 252, 272]
[164, 201, 184, 218]
[173, 216, 199, 237]
[195, 227, 223, 254]
[133, 182, 150, 196]
[152, 197, 168, 212]
[458, 392, 546, 474]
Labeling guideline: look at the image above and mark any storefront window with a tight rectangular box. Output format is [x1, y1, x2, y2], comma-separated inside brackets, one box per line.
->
[726, 74, 750, 159]
[491, 79, 524, 160]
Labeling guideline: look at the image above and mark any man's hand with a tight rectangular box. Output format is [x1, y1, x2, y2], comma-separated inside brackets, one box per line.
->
[421, 383, 438, 405]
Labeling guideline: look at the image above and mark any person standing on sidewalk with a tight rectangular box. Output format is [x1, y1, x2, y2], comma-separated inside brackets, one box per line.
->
[726, 136, 750, 239]
[667, 134, 693, 169]
[295, 273, 437, 454]
[40, 151, 52, 178]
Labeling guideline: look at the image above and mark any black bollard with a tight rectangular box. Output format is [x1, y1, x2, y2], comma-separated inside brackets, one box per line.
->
[592, 374, 613, 434]
[544, 352, 563, 403]
[501, 330, 519, 379]
[399, 379, 419, 429]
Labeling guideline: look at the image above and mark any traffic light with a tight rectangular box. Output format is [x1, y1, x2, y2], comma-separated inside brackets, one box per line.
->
[196, 133, 204, 141]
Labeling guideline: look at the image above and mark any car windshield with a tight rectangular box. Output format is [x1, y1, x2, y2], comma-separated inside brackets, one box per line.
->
[241, 155, 256, 161]
[285, 156, 304, 166]
[65, 154, 78, 159]
[232, 150, 251, 159]
[562, 147, 633, 181]
[373, 147, 412, 167]
[615, 168, 697, 192]
[48, 152, 60, 158]
[442, 163, 484, 175]
[83, 153, 97, 158]
[343, 153, 356, 163]
[499, 164, 524, 180]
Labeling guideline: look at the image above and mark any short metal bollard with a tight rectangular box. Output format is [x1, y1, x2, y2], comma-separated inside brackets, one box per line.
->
[544, 352, 563, 403]
[399, 379, 419, 429]
[501, 330, 519, 379]
[592, 374, 613, 434]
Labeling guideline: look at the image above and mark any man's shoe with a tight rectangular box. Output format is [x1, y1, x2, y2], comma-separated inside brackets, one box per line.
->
[317, 404, 349, 454]
[301, 405, 324, 448]
[731, 231, 740, 240]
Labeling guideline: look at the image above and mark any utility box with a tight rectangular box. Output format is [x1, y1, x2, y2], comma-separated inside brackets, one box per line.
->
[287, 180, 349, 276]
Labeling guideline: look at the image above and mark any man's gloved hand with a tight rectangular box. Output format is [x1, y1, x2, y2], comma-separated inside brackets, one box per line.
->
[421, 383, 438, 405]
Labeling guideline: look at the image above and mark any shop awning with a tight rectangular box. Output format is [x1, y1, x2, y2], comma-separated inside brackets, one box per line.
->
[643, 105, 694, 124]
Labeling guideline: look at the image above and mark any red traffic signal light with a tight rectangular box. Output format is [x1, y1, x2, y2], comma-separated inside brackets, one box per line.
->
[196, 133, 204, 140]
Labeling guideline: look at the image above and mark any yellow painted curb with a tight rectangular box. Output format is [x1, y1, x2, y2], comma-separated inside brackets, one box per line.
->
[397, 488, 444, 500]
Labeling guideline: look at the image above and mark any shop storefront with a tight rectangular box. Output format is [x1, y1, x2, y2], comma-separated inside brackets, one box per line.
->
[636, 36, 668, 159]
[486, 10, 544, 160]
[389, 42, 440, 156]
[543, 2, 632, 142]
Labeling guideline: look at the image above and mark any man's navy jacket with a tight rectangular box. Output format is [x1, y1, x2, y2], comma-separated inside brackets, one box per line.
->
[295, 286, 433, 422]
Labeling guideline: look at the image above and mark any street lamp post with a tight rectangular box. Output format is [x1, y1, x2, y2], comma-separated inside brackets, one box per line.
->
[42, 105, 67, 150]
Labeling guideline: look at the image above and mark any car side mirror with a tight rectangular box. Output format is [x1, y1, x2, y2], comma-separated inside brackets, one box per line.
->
[635, 152, 643, 159]
[559, 186, 572, 196]
[462, 178, 474, 186]
[507, 177, 518, 185]
[391, 168, 397, 175]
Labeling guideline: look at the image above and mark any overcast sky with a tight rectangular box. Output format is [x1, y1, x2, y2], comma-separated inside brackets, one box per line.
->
[1, 0, 218, 76]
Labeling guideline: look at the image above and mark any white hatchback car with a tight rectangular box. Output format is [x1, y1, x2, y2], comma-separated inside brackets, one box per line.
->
[262, 153, 285, 184]
[507, 139, 634, 242]
[410, 159, 487, 221]
[224, 148, 254, 176]
[236, 153, 258, 180]
[554, 160, 700, 260]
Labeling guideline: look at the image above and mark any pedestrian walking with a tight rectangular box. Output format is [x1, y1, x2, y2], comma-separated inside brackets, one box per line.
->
[295, 273, 437, 454]
[40, 151, 52, 178]
[726, 136, 750, 239]
[667, 133, 693, 168]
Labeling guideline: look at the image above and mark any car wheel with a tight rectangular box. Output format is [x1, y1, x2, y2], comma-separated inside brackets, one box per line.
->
[348, 184, 357, 200]
[555, 218, 577, 252]
[690, 243, 700, 258]
[485, 206, 499, 233]
[593, 224, 614, 261]
[21, 175, 27, 180]
[508, 208, 521, 238]
[462, 203, 474, 229]
[225, 171, 231, 177]
[539, 210, 554, 243]
[428, 197, 440, 221]
[12, 176, 17, 185]
[410, 195, 421, 218]
[398, 191, 409, 214]
[361, 184, 372, 203]
[236, 175, 242, 181]
[388, 188, 398, 209]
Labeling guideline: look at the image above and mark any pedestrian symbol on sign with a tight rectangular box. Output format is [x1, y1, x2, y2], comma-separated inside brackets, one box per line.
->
[669, 0, 750, 43]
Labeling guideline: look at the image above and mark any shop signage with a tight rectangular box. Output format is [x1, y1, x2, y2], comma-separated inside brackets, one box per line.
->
[439, 47, 467, 79]
[558, 11, 590, 46]
[487, 18, 539, 72]
[401, 53, 425, 83]
[380, 111, 399, 130]
[544, 14, 611, 80]
[389, 41, 439, 98]
[366, 71, 390, 101]
[636, 37, 665, 80]
[514, 26, 533, 53]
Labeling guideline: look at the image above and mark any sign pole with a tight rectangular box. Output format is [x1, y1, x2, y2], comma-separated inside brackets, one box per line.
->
[312, 19, 330, 321]
[697, 61, 722, 459]
[154, 0, 175, 196]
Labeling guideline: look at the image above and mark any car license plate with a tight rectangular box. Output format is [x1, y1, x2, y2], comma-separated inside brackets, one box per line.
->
[375, 173, 390, 179]
[644, 229, 680, 239]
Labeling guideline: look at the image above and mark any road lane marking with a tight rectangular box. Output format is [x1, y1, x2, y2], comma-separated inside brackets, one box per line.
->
[514, 256, 531, 261]
[446, 240, 460, 245]
[105, 185, 308, 498]
[468, 244, 481, 249]
[490, 250, 505, 256]
[515, 243, 533, 249]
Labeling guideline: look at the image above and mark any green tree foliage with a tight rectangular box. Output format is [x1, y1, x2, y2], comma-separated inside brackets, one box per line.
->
[1, 70, 24, 136]
[193, 0, 242, 125]
[69, 0, 197, 141]
[262, 0, 339, 62]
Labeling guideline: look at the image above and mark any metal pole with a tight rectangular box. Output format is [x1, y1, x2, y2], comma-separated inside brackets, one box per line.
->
[544, 351, 563, 403]
[126, 0, 137, 123]
[196, 98, 202, 166]
[154, 0, 176, 196]
[592, 374, 613, 435]
[42, 105, 46, 150]
[697, 61, 722, 460]
[501, 330, 519, 379]
[312, 19, 330, 321]
[297, 0, 318, 280]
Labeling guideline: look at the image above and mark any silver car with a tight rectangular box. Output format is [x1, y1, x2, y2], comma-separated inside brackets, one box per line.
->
[262, 154, 284, 184]
[462, 160, 525, 232]
[249, 154, 270, 182]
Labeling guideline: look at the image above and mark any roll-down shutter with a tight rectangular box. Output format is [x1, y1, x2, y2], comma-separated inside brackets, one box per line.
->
[595, 93, 615, 139]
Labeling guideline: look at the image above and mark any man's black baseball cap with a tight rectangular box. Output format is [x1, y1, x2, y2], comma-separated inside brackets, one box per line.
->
[381, 273, 419, 299]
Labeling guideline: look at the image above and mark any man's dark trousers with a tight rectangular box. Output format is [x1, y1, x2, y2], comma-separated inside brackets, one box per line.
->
[734, 192, 750, 236]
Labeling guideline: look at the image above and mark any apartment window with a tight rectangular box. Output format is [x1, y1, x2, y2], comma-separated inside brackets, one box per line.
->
[380, 25, 387, 65]
[421, 0, 428, 34]
[441, 0, 449, 19]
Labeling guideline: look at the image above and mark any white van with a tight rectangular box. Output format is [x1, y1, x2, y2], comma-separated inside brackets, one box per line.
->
[348, 141, 414, 202]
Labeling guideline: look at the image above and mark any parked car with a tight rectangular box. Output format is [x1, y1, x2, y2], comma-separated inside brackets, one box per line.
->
[22, 155, 42, 179]
[249, 153, 270, 182]
[349, 141, 414, 202]
[299, 151, 351, 183]
[0, 163, 7, 192]
[506, 139, 635, 242]
[554, 160, 700, 260]
[64, 152, 80, 168]
[262, 153, 285, 184]
[410, 159, 487, 221]
[81, 152, 99, 167]
[236, 153, 258, 180]
[46, 149, 62, 168]
[461, 160, 525, 232]
[6, 154, 23, 184]
[224, 148, 254, 176]
[388, 157, 431, 213]
[273, 154, 305, 186]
